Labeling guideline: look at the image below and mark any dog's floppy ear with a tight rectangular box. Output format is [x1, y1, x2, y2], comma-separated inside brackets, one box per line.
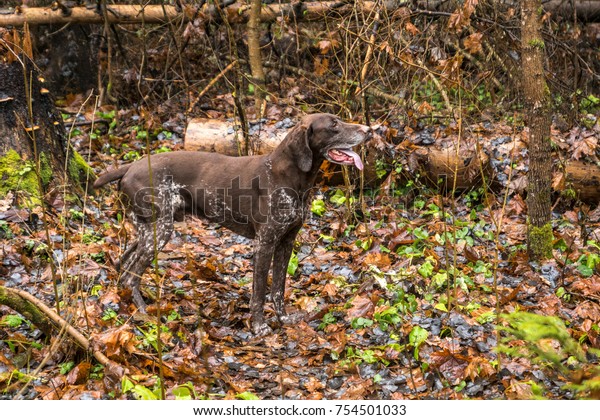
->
[294, 123, 313, 172]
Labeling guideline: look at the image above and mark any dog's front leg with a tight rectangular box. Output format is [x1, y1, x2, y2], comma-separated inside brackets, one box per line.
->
[251, 239, 276, 336]
[272, 227, 301, 325]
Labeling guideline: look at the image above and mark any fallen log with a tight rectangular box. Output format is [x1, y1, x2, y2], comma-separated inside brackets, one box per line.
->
[407, 144, 492, 191]
[184, 118, 386, 185]
[3, 0, 599, 28]
[185, 119, 600, 204]
[0, 5, 181, 26]
[0, 1, 396, 27]
[0, 286, 125, 378]
[565, 160, 600, 202]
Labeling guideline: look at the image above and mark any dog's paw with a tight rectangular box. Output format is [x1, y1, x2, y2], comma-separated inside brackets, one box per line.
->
[252, 322, 273, 337]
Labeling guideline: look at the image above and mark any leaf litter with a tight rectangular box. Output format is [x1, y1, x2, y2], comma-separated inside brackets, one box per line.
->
[0, 111, 600, 400]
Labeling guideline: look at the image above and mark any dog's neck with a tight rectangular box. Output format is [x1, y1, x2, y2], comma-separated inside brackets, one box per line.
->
[267, 152, 322, 189]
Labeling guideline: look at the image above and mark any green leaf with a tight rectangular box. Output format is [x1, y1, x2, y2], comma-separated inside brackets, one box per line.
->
[172, 383, 196, 400]
[121, 377, 135, 393]
[409, 325, 428, 360]
[476, 311, 496, 324]
[355, 237, 373, 251]
[236, 391, 259, 400]
[311, 199, 326, 216]
[434, 302, 448, 312]
[1, 314, 24, 328]
[59, 361, 75, 375]
[412, 227, 429, 240]
[351, 317, 374, 329]
[319, 233, 335, 242]
[329, 189, 347, 205]
[409, 326, 429, 347]
[132, 385, 158, 400]
[577, 264, 593, 277]
[287, 252, 298, 276]
[418, 261, 434, 278]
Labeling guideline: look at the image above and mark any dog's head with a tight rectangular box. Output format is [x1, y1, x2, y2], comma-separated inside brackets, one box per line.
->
[291, 113, 372, 172]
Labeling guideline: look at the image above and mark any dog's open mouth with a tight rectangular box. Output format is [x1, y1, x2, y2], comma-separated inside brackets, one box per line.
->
[327, 149, 364, 170]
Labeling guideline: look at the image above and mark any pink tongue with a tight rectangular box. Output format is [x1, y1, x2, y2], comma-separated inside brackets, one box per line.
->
[342, 150, 364, 171]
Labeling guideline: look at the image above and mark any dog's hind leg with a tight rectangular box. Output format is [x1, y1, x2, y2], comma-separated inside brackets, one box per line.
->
[115, 237, 138, 272]
[119, 180, 178, 312]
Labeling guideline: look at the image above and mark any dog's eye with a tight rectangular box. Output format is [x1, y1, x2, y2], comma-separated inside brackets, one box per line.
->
[331, 119, 338, 128]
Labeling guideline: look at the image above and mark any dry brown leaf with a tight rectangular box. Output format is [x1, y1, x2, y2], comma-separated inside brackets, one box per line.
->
[463, 33, 483, 54]
[363, 252, 391, 268]
[296, 296, 318, 312]
[346, 295, 374, 320]
[430, 349, 469, 385]
[417, 101, 433, 115]
[92, 326, 138, 361]
[304, 376, 324, 393]
[506, 379, 534, 400]
[66, 362, 91, 385]
[405, 22, 420, 36]
[572, 134, 598, 159]
[314, 57, 329, 76]
[575, 301, 600, 322]
[321, 282, 338, 298]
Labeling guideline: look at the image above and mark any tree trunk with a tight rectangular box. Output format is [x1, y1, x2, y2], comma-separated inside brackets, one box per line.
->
[521, 0, 554, 260]
[0, 29, 93, 207]
[247, 0, 267, 119]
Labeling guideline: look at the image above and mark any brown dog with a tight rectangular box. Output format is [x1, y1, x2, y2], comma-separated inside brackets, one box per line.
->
[94, 113, 372, 335]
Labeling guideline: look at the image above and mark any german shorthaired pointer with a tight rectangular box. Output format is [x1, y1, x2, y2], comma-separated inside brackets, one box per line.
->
[94, 113, 372, 335]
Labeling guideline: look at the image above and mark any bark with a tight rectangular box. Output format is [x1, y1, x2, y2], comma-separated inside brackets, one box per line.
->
[543, 0, 600, 21]
[0, 29, 94, 206]
[247, 0, 266, 119]
[0, 5, 181, 26]
[565, 161, 600, 202]
[521, 0, 553, 260]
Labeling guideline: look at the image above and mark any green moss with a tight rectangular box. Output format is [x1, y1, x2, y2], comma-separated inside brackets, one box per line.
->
[68, 149, 95, 185]
[528, 38, 545, 49]
[0, 149, 42, 206]
[561, 188, 577, 200]
[527, 221, 554, 260]
[38, 152, 52, 187]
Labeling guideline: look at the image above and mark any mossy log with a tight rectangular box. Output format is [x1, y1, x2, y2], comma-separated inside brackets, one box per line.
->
[0, 286, 53, 336]
[0, 286, 126, 378]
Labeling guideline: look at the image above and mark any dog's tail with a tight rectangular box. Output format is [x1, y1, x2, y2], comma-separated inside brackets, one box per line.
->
[93, 165, 131, 189]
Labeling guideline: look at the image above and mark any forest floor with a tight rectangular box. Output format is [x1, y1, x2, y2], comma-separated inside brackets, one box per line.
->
[0, 101, 599, 400]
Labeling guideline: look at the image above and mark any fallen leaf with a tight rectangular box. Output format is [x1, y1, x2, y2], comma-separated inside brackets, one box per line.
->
[66, 362, 91, 385]
[463, 32, 483, 54]
[346, 295, 374, 320]
[321, 282, 338, 298]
